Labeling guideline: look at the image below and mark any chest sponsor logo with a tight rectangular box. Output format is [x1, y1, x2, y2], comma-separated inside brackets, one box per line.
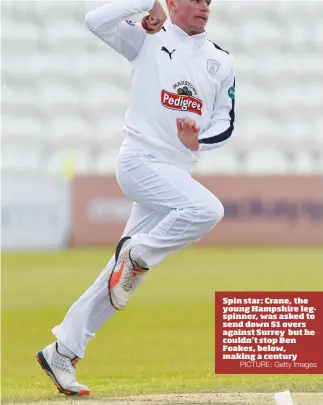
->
[173, 81, 197, 96]
[161, 90, 203, 115]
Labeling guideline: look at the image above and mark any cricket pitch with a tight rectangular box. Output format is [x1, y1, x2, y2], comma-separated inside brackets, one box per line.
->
[5, 393, 323, 405]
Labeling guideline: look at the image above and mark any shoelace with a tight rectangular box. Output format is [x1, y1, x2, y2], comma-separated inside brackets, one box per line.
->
[52, 351, 77, 376]
[122, 269, 138, 292]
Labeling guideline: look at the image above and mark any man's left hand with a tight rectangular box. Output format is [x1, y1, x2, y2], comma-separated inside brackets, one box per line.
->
[176, 117, 200, 151]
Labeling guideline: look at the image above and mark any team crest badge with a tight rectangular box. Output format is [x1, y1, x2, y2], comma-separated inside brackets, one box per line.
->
[207, 59, 220, 76]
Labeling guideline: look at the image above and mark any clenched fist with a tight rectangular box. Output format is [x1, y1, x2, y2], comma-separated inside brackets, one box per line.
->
[176, 117, 200, 151]
[141, 0, 167, 34]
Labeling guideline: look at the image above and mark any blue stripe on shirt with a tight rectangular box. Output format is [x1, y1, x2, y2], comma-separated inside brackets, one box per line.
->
[199, 79, 235, 145]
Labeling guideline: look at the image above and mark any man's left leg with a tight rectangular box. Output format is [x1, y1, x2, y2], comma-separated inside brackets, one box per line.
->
[36, 202, 166, 396]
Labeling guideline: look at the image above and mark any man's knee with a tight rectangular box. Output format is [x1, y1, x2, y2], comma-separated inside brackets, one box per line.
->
[199, 197, 224, 227]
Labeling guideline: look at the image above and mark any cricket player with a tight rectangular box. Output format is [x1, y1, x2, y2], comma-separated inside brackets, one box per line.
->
[36, 0, 235, 396]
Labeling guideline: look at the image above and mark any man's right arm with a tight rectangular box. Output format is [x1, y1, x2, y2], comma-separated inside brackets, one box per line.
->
[85, 0, 155, 61]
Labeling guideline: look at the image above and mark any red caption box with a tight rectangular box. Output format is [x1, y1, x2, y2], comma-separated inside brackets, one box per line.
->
[215, 292, 323, 374]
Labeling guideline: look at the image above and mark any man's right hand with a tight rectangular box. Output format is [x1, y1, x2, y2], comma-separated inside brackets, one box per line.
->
[141, 0, 167, 34]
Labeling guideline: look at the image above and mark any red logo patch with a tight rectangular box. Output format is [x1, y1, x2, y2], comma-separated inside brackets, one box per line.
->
[161, 90, 203, 116]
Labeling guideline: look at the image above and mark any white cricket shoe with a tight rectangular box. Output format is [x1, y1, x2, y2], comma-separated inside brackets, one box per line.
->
[109, 236, 149, 310]
[36, 342, 89, 396]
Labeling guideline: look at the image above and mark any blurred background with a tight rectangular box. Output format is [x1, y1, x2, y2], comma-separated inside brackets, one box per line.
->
[1, 1, 323, 249]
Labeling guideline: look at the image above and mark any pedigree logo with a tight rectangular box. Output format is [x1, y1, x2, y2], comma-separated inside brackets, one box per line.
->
[161, 89, 203, 116]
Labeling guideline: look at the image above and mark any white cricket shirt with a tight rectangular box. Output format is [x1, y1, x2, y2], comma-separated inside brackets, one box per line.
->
[85, 0, 236, 173]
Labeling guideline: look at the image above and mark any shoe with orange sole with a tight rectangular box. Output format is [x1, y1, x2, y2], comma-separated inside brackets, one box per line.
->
[109, 236, 149, 310]
[36, 342, 89, 396]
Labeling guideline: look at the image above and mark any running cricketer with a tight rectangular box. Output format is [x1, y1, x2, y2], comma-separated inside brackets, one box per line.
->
[36, 0, 235, 395]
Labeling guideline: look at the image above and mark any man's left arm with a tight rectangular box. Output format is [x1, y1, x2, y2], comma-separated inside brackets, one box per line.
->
[198, 63, 235, 151]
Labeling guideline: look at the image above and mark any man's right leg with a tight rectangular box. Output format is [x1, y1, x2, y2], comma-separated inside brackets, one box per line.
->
[106, 147, 225, 311]
[37, 202, 166, 395]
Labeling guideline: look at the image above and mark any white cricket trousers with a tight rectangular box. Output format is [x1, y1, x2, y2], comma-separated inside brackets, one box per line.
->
[52, 145, 224, 358]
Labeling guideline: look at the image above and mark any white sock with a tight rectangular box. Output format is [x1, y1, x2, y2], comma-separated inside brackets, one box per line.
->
[57, 341, 77, 359]
[130, 247, 148, 269]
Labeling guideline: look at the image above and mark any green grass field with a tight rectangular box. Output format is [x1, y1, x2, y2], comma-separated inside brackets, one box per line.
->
[2, 246, 323, 403]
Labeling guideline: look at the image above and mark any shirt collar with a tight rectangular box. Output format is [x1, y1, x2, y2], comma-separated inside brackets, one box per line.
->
[165, 20, 207, 47]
